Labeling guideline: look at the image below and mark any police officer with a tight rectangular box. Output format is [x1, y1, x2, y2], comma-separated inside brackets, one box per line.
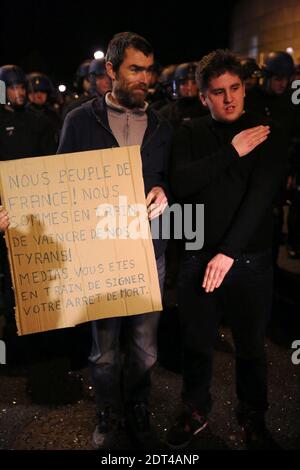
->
[245, 52, 298, 264]
[150, 64, 177, 111]
[63, 58, 111, 119]
[245, 51, 296, 133]
[26, 72, 61, 144]
[73, 59, 92, 97]
[0, 66, 84, 399]
[159, 62, 207, 129]
[0, 65, 57, 160]
[0, 64, 57, 349]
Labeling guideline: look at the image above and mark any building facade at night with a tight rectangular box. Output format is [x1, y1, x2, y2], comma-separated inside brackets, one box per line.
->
[231, 0, 300, 63]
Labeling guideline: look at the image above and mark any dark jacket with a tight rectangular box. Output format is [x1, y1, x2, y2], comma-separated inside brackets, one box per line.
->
[57, 96, 172, 258]
[171, 112, 288, 259]
[0, 106, 57, 160]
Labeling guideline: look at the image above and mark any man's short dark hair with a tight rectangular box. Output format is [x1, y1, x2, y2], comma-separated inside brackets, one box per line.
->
[196, 49, 243, 92]
[105, 32, 153, 72]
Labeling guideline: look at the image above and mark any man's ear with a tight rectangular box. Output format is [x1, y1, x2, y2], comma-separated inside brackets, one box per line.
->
[106, 61, 116, 81]
[199, 92, 208, 107]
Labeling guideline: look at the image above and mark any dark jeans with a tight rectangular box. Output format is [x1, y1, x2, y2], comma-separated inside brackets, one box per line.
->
[89, 255, 165, 411]
[178, 250, 273, 416]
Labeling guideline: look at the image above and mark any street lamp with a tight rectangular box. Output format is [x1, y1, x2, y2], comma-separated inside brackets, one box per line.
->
[94, 50, 104, 60]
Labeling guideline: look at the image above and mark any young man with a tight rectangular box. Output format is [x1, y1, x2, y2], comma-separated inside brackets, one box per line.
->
[167, 49, 287, 450]
[58, 32, 171, 449]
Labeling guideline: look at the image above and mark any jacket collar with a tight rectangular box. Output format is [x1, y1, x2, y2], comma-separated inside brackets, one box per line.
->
[87, 93, 161, 138]
[78, 94, 168, 154]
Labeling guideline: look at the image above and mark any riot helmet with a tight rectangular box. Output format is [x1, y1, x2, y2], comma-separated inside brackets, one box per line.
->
[264, 51, 295, 78]
[0, 64, 26, 108]
[263, 51, 295, 95]
[0, 64, 26, 87]
[26, 72, 54, 107]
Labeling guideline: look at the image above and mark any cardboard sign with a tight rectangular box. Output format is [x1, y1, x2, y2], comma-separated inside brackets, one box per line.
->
[0, 146, 162, 335]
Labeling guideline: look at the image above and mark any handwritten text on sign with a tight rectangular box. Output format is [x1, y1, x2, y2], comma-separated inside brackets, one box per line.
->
[0, 147, 161, 335]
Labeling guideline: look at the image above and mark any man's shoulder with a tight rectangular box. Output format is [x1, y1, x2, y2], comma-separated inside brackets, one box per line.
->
[64, 98, 98, 125]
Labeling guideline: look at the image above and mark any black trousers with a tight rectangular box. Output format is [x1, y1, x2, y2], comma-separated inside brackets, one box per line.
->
[178, 250, 273, 416]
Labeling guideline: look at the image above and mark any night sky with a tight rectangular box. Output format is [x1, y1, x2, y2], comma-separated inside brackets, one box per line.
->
[1, 0, 236, 87]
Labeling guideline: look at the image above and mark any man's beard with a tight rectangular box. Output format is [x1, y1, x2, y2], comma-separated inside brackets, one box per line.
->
[114, 83, 147, 109]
